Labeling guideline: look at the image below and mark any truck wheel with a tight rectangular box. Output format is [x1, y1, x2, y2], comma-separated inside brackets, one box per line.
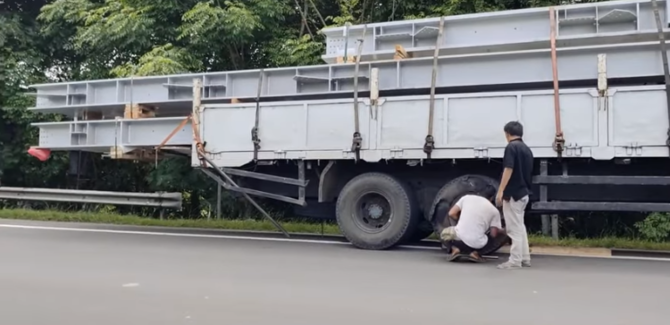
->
[428, 174, 509, 256]
[336, 172, 420, 250]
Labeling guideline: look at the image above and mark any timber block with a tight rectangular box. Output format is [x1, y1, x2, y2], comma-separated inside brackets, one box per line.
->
[124, 104, 157, 119]
[336, 55, 358, 64]
[108, 146, 161, 162]
[394, 45, 410, 60]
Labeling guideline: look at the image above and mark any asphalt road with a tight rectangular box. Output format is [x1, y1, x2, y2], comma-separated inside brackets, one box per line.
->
[0, 224, 667, 325]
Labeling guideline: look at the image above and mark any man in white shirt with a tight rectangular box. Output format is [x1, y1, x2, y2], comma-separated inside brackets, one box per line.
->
[440, 194, 505, 263]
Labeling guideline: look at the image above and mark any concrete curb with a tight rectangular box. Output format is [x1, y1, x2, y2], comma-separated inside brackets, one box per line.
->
[1, 218, 669, 260]
[497, 245, 613, 258]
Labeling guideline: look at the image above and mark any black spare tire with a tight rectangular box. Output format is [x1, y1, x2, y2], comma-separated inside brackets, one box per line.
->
[336, 172, 420, 250]
[428, 174, 510, 255]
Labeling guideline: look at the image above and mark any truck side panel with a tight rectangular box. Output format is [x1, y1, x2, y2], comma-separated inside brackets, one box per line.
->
[198, 86, 669, 167]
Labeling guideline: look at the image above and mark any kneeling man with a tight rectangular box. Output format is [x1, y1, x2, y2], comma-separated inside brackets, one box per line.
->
[440, 194, 504, 263]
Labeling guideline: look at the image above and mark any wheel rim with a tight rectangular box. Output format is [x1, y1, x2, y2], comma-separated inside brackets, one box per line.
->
[353, 192, 393, 233]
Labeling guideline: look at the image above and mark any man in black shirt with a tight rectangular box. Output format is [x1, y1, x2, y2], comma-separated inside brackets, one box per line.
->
[496, 121, 534, 269]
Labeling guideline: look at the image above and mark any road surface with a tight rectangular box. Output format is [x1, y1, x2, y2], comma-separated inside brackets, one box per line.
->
[0, 222, 667, 325]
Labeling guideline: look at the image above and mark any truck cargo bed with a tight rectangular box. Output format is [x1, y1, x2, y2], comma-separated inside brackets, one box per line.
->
[32, 85, 670, 166]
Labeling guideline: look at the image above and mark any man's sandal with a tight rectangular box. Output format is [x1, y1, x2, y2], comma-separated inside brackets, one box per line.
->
[467, 254, 486, 263]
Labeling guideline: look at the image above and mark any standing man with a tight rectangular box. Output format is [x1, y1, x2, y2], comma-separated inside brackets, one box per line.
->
[496, 121, 534, 270]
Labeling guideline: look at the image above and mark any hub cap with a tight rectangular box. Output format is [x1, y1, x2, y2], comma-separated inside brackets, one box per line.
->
[354, 192, 392, 233]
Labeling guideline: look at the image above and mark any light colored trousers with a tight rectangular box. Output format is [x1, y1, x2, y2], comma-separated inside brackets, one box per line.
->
[502, 195, 530, 265]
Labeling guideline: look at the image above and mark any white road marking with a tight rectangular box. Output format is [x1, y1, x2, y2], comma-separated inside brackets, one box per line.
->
[0, 223, 669, 262]
[0, 224, 348, 245]
[122, 283, 139, 288]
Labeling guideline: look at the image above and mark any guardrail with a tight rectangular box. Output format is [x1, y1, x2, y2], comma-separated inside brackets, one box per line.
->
[0, 187, 182, 209]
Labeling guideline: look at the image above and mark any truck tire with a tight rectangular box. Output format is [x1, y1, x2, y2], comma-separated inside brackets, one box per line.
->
[428, 174, 510, 255]
[336, 172, 420, 250]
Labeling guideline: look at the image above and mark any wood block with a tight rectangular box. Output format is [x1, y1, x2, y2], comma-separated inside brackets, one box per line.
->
[394, 44, 410, 60]
[124, 104, 157, 119]
[336, 55, 357, 64]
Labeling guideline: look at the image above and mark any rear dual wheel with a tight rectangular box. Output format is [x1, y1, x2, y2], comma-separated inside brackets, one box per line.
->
[335, 172, 509, 255]
[428, 174, 510, 255]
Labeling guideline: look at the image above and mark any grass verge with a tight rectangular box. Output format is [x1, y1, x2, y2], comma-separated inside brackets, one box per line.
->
[1, 208, 669, 251]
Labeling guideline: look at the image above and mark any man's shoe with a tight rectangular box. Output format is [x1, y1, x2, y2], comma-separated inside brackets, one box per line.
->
[522, 260, 531, 267]
[497, 262, 522, 270]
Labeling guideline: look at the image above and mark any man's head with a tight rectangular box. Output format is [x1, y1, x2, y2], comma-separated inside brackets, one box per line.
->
[503, 121, 523, 143]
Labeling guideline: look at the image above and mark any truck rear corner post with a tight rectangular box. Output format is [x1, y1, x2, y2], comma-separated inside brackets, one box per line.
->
[25, 0, 670, 252]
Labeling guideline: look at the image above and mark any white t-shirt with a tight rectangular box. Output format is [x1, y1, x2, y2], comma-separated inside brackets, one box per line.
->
[454, 195, 502, 249]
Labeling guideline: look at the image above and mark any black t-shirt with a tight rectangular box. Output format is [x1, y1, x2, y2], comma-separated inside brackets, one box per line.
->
[502, 138, 534, 200]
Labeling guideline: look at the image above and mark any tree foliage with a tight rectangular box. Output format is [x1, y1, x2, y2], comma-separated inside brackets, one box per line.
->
[2, 0, 616, 221]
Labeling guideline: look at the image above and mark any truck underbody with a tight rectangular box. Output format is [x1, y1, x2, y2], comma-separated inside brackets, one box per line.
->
[25, 0, 670, 252]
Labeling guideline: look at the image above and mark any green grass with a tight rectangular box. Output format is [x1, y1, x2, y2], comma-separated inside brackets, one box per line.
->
[527, 234, 670, 251]
[0, 208, 341, 235]
[1, 208, 669, 251]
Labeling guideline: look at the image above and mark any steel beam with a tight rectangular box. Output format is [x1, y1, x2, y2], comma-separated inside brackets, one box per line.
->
[28, 42, 670, 117]
[322, 0, 670, 62]
[32, 117, 192, 152]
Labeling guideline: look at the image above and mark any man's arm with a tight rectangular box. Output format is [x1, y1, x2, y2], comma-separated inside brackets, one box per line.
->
[448, 204, 461, 220]
[448, 197, 465, 220]
[489, 210, 504, 238]
[496, 146, 515, 205]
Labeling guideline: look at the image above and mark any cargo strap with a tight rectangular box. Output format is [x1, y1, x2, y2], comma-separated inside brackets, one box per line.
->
[252, 70, 264, 161]
[549, 7, 565, 157]
[424, 16, 445, 159]
[650, 0, 670, 150]
[351, 25, 367, 161]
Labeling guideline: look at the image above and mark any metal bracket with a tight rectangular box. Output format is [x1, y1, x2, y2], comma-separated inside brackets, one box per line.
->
[351, 132, 362, 160]
[623, 142, 643, 156]
[474, 147, 489, 158]
[565, 143, 583, 157]
[274, 150, 287, 159]
[423, 135, 435, 158]
[390, 148, 404, 159]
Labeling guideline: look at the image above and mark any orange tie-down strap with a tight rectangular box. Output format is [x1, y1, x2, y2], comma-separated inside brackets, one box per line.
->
[157, 115, 204, 150]
[156, 115, 206, 165]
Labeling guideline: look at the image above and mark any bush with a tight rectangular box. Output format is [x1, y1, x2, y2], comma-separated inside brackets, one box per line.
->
[635, 212, 670, 242]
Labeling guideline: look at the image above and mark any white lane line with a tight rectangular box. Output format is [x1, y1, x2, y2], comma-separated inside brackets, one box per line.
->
[1, 223, 669, 262]
[0, 224, 349, 245]
[122, 283, 139, 288]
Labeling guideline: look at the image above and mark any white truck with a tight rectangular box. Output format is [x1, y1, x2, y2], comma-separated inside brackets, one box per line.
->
[26, 0, 670, 253]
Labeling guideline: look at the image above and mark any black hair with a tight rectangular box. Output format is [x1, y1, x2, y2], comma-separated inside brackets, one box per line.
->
[503, 121, 523, 137]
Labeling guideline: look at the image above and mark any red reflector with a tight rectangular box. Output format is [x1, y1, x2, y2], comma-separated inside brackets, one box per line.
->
[27, 147, 51, 161]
